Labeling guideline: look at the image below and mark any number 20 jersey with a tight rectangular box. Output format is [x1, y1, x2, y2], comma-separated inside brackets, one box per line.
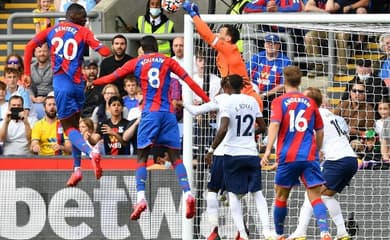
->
[270, 92, 324, 164]
[31, 21, 106, 83]
[219, 93, 262, 156]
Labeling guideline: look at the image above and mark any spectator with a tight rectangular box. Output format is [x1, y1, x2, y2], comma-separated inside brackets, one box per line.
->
[79, 117, 104, 154]
[122, 75, 140, 111]
[29, 43, 53, 119]
[341, 59, 388, 109]
[91, 83, 129, 129]
[99, 34, 134, 96]
[4, 67, 33, 116]
[0, 81, 8, 122]
[326, 0, 369, 74]
[246, 33, 291, 120]
[368, 0, 390, 13]
[0, 95, 37, 156]
[303, 0, 331, 77]
[129, 0, 175, 57]
[375, 99, 390, 137]
[243, 0, 304, 13]
[94, 95, 139, 155]
[81, 60, 102, 118]
[379, 34, 390, 87]
[31, 95, 72, 155]
[5, 53, 29, 87]
[352, 129, 383, 169]
[333, 82, 375, 141]
[193, 50, 221, 103]
[33, 0, 56, 33]
[380, 117, 390, 164]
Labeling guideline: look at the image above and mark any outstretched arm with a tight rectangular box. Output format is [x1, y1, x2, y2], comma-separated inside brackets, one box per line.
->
[93, 58, 136, 85]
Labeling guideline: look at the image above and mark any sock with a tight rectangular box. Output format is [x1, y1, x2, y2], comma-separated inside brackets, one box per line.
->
[252, 191, 271, 233]
[274, 199, 287, 235]
[66, 128, 92, 156]
[294, 192, 313, 235]
[322, 195, 348, 236]
[136, 162, 147, 193]
[228, 192, 248, 239]
[72, 145, 82, 169]
[137, 191, 145, 203]
[311, 197, 329, 233]
[207, 191, 219, 233]
[173, 159, 191, 192]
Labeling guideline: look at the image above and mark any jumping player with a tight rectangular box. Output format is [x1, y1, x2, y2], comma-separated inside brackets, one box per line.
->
[23, 3, 111, 186]
[261, 66, 331, 240]
[182, 1, 264, 111]
[93, 35, 210, 221]
[205, 74, 271, 240]
[287, 87, 357, 240]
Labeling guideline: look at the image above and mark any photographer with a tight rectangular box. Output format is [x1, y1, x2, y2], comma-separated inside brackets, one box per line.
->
[0, 95, 37, 155]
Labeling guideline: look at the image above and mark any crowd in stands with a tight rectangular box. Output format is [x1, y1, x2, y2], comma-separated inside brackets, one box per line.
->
[1, 0, 390, 171]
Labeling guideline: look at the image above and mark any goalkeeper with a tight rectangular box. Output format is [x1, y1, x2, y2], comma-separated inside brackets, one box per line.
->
[183, 1, 264, 111]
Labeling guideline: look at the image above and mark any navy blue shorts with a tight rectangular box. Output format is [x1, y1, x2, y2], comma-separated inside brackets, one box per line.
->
[223, 155, 262, 194]
[322, 156, 358, 193]
[207, 155, 225, 191]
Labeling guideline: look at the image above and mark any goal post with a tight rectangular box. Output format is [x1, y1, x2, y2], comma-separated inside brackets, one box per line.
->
[183, 13, 390, 239]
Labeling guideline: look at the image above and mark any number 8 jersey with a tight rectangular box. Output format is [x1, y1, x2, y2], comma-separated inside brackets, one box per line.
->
[270, 92, 324, 164]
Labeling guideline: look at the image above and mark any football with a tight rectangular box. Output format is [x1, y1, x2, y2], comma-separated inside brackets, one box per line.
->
[161, 0, 182, 13]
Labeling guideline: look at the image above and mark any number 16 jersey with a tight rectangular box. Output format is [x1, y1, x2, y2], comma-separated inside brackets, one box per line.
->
[270, 92, 324, 164]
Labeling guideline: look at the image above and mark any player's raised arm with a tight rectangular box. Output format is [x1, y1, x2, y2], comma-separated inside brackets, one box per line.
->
[93, 58, 137, 85]
[24, 29, 49, 76]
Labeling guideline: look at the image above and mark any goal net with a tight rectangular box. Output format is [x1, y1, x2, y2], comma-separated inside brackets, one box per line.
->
[183, 14, 390, 240]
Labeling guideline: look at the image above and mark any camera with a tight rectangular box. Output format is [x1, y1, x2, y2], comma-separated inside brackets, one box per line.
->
[10, 107, 23, 120]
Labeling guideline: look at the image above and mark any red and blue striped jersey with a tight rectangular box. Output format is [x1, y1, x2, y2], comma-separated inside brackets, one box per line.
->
[94, 52, 210, 112]
[24, 21, 110, 83]
[270, 92, 323, 163]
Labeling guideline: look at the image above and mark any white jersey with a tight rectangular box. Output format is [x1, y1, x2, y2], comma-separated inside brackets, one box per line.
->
[184, 93, 229, 156]
[319, 108, 356, 160]
[219, 93, 261, 156]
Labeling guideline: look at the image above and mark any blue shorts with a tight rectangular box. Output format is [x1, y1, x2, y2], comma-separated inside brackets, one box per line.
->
[322, 157, 358, 193]
[207, 155, 225, 191]
[53, 74, 85, 119]
[223, 155, 262, 194]
[275, 161, 325, 189]
[137, 111, 180, 149]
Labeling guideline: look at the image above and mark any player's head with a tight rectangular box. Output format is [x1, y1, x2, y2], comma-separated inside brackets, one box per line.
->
[283, 65, 302, 88]
[226, 74, 243, 91]
[219, 25, 240, 44]
[303, 87, 323, 107]
[66, 3, 87, 26]
[140, 35, 158, 53]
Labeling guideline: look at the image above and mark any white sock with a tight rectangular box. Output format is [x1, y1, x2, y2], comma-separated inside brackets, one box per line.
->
[74, 167, 81, 172]
[321, 195, 348, 236]
[207, 192, 219, 232]
[228, 192, 248, 239]
[137, 191, 145, 203]
[252, 191, 271, 233]
[295, 192, 313, 235]
[184, 190, 192, 199]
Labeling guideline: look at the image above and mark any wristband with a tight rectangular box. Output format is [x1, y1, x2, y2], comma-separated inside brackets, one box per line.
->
[208, 146, 214, 154]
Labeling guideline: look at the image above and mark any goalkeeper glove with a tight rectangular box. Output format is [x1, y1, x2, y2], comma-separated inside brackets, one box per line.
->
[182, 1, 199, 18]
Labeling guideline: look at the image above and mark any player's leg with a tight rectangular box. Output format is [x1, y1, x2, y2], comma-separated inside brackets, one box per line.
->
[206, 155, 225, 239]
[166, 148, 195, 219]
[66, 145, 83, 187]
[130, 146, 150, 221]
[304, 161, 331, 240]
[248, 155, 272, 239]
[321, 157, 358, 239]
[287, 192, 312, 240]
[274, 185, 291, 239]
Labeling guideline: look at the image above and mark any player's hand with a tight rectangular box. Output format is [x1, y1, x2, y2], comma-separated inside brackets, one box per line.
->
[22, 75, 32, 88]
[182, 1, 199, 17]
[261, 151, 271, 167]
[205, 152, 213, 166]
